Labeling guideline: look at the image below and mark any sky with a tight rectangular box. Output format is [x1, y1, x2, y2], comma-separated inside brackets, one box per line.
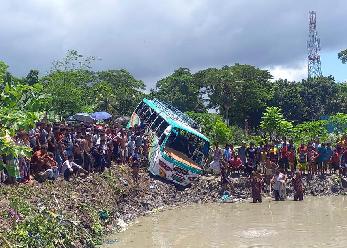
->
[0, 0, 346, 89]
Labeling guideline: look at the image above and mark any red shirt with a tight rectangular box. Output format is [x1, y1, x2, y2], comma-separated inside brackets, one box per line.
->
[230, 157, 243, 169]
[332, 151, 340, 164]
[288, 151, 295, 163]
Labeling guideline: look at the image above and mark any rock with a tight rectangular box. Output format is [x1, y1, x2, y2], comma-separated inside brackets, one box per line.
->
[341, 177, 347, 188]
[116, 218, 128, 232]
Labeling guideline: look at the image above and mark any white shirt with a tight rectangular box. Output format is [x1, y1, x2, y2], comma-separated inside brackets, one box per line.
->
[274, 173, 285, 190]
[62, 160, 82, 175]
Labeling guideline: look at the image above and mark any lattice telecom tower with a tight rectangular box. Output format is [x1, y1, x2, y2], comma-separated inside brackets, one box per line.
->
[307, 11, 323, 78]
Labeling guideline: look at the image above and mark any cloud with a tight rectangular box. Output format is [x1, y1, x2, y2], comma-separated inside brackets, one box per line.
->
[0, 0, 346, 88]
[267, 62, 307, 82]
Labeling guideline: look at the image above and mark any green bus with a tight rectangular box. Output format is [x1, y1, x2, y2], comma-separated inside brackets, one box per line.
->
[128, 98, 210, 186]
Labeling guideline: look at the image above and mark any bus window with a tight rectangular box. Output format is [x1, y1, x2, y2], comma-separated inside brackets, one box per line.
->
[138, 104, 149, 121]
[143, 108, 153, 124]
[135, 101, 144, 115]
[156, 120, 169, 137]
[158, 132, 167, 145]
[151, 116, 164, 131]
[147, 111, 158, 127]
[164, 129, 207, 167]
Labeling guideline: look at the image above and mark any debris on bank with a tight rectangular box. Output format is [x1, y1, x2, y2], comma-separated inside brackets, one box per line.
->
[0, 165, 346, 248]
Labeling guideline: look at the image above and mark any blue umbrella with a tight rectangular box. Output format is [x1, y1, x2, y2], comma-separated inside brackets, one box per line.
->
[91, 111, 112, 121]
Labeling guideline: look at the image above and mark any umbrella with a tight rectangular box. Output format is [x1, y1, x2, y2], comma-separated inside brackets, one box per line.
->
[115, 116, 130, 124]
[72, 113, 94, 123]
[91, 111, 112, 121]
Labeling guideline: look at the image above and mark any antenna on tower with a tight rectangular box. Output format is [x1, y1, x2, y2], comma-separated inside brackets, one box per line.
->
[307, 11, 323, 78]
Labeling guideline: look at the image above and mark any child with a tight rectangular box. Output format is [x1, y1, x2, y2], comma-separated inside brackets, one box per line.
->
[331, 148, 341, 174]
[131, 148, 141, 184]
[251, 171, 263, 203]
[307, 145, 318, 176]
[220, 159, 230, 193]
[288, 147, 296, 174]
[297, 144, 308, 174]
[292, 171, 304, 201]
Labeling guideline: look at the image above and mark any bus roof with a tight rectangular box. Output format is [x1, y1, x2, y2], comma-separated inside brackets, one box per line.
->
[142, 98, 209, 142]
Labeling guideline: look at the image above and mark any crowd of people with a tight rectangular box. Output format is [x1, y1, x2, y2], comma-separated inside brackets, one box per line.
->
[210, 137, 347, 203]
[0, 122, 149, 184]
[2, 121, 347, 203]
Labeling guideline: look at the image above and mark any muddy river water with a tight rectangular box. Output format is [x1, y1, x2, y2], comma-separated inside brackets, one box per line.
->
[103, 197, 347, 248]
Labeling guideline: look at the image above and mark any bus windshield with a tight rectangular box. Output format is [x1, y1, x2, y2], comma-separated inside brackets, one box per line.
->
[164, 128, 209, 167]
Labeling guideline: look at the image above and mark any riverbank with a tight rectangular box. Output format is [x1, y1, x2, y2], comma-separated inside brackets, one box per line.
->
[1, 165, 346, 248]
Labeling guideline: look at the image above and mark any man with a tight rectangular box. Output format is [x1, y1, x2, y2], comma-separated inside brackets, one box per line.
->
[317, 143, 327, 175]
[272, 170, 286, 201]
[209, 142, 223, 174]
[326, 143, 333, 174]
[279, 140, 289, 173]
[238, 142, 247, 166]
[62, 155, 87, 181]
[230, 153, 243, 174]
[30, 145, 58, 182]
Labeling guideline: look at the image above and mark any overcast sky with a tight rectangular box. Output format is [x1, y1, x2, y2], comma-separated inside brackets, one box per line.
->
[0, 0, 346, 89]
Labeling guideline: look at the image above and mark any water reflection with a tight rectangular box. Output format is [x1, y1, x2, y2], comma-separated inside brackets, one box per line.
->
[103, 197, 347, 248]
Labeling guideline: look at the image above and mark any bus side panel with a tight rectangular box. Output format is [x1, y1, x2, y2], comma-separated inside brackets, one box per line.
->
[148, 132, 161, 176]
[147, 132, 197, 186]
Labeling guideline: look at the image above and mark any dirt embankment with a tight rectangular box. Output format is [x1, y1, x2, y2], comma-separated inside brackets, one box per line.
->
[1, 165, 346, 248]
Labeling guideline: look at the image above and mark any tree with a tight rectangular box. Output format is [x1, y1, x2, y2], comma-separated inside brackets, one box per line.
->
[0, 61, 45, 169]
[186, 112, 233, 145]
[299, 76, 339, 120]
[292, 120, 328, 144]
[196, 64, 273, 127]
[338, 49, 347, 64]
[92, 81, 117, 115]
[328, 113, 347, 135]
[335, 82, 347, 113]
[270, 79, 306, 123]
[25, 69, 39, 86]
[153, 68, 205, 112]
[42, 50, 97, 118]
[97, 69, 145, 116]
[260, 107, 293, 140]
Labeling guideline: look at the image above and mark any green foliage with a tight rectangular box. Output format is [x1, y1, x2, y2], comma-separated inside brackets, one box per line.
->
[187, 112, 250, 145]
[25, 69, 39, 86]
[292, 120, 328, 144]
[328, 113, 347, 135]
[153, 68, 205, 112]
[299, 76, 339, 120]
[260, 107, 293, 140]
[338, 49, 347, 64]
[270, 79, 306, 123]
[0, 61, 46, 159]
[7, 210, 75, 248]
[336, 83, 347, 113]
[43, 73, 90, 118]
[196, 64, 273, 127]
[97, 69, 145, 116]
